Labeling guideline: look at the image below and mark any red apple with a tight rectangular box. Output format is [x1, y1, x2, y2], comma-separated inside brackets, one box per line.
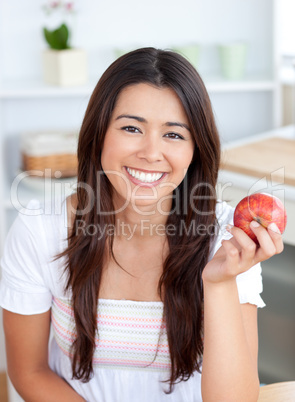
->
[233, 193, 287, 244]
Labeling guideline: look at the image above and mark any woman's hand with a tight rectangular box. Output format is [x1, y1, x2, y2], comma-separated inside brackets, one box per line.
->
[202, 220, 284, 285]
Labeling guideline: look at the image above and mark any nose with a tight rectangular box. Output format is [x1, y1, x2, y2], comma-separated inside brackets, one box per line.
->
[136, 133, 164, 163]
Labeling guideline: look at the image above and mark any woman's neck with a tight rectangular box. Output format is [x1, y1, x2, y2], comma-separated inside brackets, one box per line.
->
[113, 197, 172, 241]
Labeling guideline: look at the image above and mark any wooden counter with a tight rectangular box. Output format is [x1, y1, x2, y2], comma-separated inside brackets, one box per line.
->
[221, 137, 295, 187]
[258, 381, 295, 401]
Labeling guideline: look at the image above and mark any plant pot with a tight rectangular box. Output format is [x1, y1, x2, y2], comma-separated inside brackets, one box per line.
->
[218, 43, 248, 80]
[42, 48, 88, 86]
[172, 44, 201, 68]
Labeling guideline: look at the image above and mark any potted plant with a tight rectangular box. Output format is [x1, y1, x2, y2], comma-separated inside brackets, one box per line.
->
[42, 1, 87, 86]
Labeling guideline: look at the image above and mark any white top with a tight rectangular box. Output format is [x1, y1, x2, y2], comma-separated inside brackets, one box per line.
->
[0, 197, 265, 402]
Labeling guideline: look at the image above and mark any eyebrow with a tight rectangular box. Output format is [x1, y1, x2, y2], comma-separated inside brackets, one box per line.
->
[115, 114, 191, 132]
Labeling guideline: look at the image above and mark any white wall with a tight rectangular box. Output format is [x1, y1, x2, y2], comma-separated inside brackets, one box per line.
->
[0, 0, 273, 81]
[279, 0, 295, 56]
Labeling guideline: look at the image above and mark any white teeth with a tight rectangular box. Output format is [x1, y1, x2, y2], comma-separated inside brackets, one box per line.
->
[126, 167, 164, 183]
[135, 171, 141, 180]
[139, 172, 145, 181]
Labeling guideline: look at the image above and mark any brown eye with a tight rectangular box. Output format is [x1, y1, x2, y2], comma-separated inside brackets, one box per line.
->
[122, 126, 141, 133]
[165, 132, 184, 140]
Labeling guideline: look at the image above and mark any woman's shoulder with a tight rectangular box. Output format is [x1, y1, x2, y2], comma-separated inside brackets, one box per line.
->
[215, 200, 234, 225]
[208, 200, 234, 258]
[17, 195, 69, 246]
[0, 195, 71, 314]
[7, 194, 71, 271]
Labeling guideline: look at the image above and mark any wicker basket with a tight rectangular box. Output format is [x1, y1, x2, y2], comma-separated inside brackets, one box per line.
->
[21, 131, 78, 178]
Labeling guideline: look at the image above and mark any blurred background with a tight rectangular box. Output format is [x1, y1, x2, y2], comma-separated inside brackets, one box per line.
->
[0, 0, 294, 400]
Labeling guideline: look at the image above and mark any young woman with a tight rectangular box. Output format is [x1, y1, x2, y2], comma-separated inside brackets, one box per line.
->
[0, 48, 283, 401]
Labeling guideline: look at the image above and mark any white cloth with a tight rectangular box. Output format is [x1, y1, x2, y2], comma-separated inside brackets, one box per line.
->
[0, 197, 265, 402]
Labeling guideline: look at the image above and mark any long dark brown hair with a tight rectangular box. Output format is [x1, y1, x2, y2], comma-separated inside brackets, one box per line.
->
[55, 47, 220, 393]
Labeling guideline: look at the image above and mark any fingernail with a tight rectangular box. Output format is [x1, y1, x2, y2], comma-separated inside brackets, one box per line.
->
[268, 222, 281, 234]
[250, 220, 260, 228]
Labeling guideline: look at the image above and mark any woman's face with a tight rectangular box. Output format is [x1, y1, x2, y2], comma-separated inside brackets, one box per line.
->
[101, 83, 195, 212]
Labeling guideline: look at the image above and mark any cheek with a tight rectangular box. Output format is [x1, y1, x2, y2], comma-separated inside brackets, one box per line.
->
[100, 148, 107, 171]
[101, 134, 137, 168]
[101, 136, 118, 169]
[174, 147, 194, 169]
[186, 145, 195, 167]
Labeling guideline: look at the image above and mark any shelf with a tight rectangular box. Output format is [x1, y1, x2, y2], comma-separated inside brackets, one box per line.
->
[205, 76, 276, 93]
[0, 78, 98, 99]
[0, 75, 276, 99]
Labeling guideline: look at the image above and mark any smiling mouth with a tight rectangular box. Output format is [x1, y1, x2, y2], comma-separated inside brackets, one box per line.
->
[125, 166, 166, 183]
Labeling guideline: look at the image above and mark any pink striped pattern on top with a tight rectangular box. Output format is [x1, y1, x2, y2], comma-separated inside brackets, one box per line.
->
[51, 297, 171, 372]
